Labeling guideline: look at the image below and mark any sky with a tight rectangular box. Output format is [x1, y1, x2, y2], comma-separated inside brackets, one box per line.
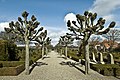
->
[0, 0, 120, 46]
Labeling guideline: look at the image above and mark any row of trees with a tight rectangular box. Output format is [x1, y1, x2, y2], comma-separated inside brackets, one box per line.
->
[57, 11, 116, 74]
[59, 35, 74, 59]
[4, 11, 51, 75]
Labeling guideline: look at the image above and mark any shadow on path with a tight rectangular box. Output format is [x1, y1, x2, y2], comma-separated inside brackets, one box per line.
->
[42, 56, 51, 60]
[59, 61, 85, 74]
[57, 56, 67, 60]
[30, 62, 48, 74]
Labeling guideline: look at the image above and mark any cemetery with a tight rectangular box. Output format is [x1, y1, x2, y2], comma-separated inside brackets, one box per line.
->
[0, 1, 120, 80]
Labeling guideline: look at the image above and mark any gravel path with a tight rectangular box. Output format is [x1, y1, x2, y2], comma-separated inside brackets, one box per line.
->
[0, 51, 119, 80]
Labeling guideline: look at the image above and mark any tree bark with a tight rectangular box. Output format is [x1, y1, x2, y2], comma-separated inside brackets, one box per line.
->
[85, 43, 90, 75]
[42, 45, 44, 59]
[46, 47, 48, 56]
[25, 38, 30, 75]
[65, 46, 67, 59]
[60, 49, 62, 56]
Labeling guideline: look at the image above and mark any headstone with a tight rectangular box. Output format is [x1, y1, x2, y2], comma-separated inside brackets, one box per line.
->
[79, 59, 81, 63]
[107, 53, 114, 64]
[91, 52, 97, 63]
[69, 56, 72, 59]
[98, 52, 104, 64]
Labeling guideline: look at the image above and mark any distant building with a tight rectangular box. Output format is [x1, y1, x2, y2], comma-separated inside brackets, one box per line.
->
[93, 40, 119, 52]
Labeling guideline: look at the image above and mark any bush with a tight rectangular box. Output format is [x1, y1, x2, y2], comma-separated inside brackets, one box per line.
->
[0, 64, 25, 76]
[115, 68, 120, 76]
[0, 61, 25, 76]
[91, 64, 120, 76]
[0, 40, 18, 61]
[0, 63, 3, 68]
[7, 41, 18, 61]
[0, 40, 8, 61]
[0, 61, 24, 67]
[29, 60, 33, 66]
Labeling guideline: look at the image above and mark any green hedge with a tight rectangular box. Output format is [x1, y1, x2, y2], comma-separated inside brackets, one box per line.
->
[91, 64, 120, 76]
[67, 48, 84, 62]
[0, 40, 8, 61]
[0, 61, 24, 67]
[0, 40, 18, 61]
[0, 61, 25, 76]
[0, 64, 25, 76]
[29, 49, 42, 65]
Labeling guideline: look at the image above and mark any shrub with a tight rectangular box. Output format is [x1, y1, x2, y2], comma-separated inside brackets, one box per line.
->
[0, 63, 3, 68]
[0, 63, 25, 76]
[7, 41, 18, 61]
[115, 68, 120, 76]
[91, 64, 120, 76]
[0, 40, 8, 61]
[0, 61, 24, 67]
[29, 60, 33, 66]
[0, 40, 19, 61]
[0, 61, 25, 76]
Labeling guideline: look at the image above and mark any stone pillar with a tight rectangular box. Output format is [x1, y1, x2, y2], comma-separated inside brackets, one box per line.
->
[69, 56, 72, 59]
[91, 52, 97, 63]
[98, 52, 104, 64]
[107, 53, 114, 64]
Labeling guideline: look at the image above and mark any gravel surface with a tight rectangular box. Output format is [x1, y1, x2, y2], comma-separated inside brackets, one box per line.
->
[0, 51, 119, 80]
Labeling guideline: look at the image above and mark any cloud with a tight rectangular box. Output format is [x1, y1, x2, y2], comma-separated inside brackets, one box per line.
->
[103, 14, 115, 22]
[44, 26, 68, 46]
[0, 22, 9, 32]
[90, 0, 120, 16]
[44, 12, 78, 46]
[89, 0, 120, 28]
[64, 13, 77, 26]
[0, 21, 68, 46]
[64, 13, 76, 22]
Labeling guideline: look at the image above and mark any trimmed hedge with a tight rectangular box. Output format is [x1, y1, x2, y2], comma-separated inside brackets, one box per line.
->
[0, 40, 8, 61]
[0, 61, 24, 67]
[30, 49, 42, 65]
[0, 40, 18, 61]
[0, 64, 25, 76]
[0, 63, 3, 68]
[91, 64, 120, 76]
[0, 61, 25, 76]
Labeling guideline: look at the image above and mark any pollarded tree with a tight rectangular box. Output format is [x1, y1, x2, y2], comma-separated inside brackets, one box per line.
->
[44, 37, 51, 56]
[58, 38, 64, 56]
[67, 11, 116, 74]
[35, 30, 50, 59]
[60, 35, 74, 59]
[4, 11, 43, 75]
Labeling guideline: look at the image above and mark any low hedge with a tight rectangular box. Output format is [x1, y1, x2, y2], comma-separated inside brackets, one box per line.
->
[0, 61, 25, 76]
[0, 61, 24, 67]
[91, 64, 120, 76]
[30, 54, 42, 66]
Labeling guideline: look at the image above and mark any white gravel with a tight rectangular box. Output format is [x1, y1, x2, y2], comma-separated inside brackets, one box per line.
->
[0, 51, 119, 80]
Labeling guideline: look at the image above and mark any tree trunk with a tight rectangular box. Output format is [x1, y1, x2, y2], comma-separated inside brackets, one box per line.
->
[25, 38, 30, 75]
[65, 46, 67, 59]
[85, 43, 90, 75]
[60, 49, 62, 56]
[42, 45, 44, 59]
[46, 47, 48, 56]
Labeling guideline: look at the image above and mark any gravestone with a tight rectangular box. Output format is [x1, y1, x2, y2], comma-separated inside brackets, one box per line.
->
[79, 59, 81, 63]
[91, 52, 97, 63]
[107, 53, 114, 64]
[98, 52, 104, 64]
[69, 56, 72, 59]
